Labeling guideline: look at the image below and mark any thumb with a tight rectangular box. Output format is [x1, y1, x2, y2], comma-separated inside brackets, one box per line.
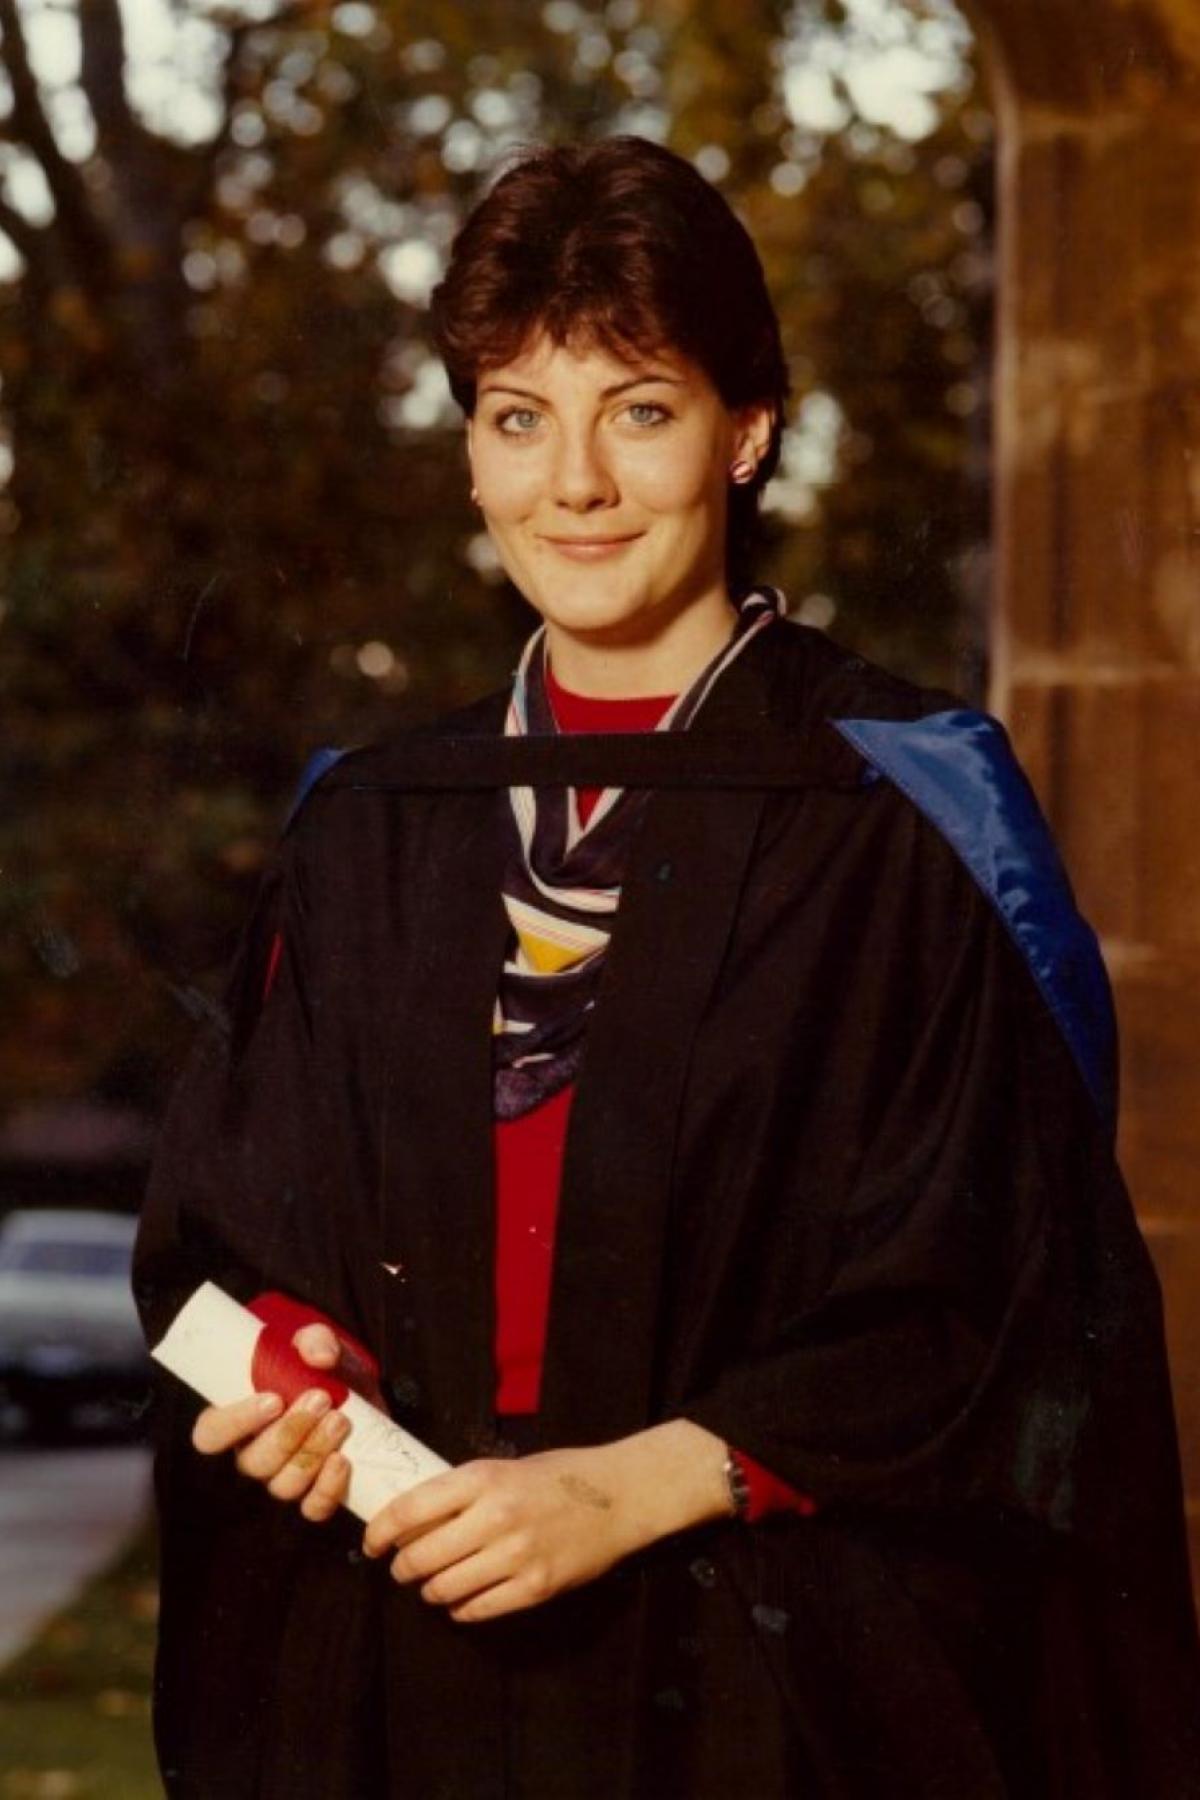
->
[293, 1322, 341, 1367]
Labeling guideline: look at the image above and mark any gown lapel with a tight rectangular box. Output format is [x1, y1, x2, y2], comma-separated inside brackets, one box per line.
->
[378, 778, 511, 1459]
[379, 628, 805, 1455]
[537, 638, 777, 1447]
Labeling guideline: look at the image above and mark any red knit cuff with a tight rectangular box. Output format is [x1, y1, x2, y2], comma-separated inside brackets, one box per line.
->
[729, 1447, 819, 1523]
[247, 1291, 381, 1398]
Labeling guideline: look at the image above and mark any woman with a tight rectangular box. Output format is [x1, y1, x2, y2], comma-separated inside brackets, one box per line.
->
[134, 137, 1200, 1798]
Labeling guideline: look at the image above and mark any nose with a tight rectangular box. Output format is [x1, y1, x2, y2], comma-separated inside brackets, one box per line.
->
[551, 425, 618, 512]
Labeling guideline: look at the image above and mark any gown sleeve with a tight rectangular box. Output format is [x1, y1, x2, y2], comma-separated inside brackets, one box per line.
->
[681, 864, 1146, 1497]
[132, 811, 395, 1794]
[677, 812, 1197, 1641]
[133, 812, 349, 1356]
[679, 813, 1200, 1787]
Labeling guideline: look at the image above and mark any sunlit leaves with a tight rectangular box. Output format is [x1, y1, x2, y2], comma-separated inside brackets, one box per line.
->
[0, 0, 990, 1107]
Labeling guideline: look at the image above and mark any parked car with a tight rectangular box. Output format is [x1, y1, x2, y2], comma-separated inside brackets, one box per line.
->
[0, 1208, 149, 1438]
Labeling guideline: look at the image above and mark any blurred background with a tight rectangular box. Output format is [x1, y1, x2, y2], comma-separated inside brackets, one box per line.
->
[0, 0, 993, 1130]
[1, 0, 1198, 1793]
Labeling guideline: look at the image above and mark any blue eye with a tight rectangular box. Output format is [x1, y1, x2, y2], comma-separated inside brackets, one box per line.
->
[626, 402, 670, 427]
[496, 408, 541, 434]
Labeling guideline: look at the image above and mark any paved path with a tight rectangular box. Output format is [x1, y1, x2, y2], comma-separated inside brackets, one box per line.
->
[0, 1443, 152, 1665]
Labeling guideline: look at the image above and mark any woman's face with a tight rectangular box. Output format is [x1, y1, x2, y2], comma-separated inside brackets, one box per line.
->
[466, 331, 772, 674]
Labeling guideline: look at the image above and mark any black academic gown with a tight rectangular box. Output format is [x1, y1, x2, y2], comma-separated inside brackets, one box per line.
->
[134, 618, 1200, 1799]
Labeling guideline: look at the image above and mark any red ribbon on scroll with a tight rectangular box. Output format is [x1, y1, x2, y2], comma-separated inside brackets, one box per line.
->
[246, 1291, 381, 1409]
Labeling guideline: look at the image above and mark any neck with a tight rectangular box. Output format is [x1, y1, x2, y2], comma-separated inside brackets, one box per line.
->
[542, 584, 740, 699]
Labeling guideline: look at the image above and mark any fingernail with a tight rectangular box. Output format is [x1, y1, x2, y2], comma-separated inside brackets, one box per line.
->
[298, 1388, 331, 1415]
[256, 1392, 282, 1415]
[330, 1414, 351, 1441]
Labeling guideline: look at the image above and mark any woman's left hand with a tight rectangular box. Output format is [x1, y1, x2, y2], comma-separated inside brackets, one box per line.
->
[362, 1421, 732, 1623]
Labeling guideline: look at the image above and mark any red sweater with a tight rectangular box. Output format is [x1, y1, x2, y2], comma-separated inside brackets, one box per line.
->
[493, 665, 816, 1522]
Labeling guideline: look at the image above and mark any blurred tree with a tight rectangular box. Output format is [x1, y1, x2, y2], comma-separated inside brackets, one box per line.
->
[657, 0, 993, 688]
[0, 0, 989, 1110]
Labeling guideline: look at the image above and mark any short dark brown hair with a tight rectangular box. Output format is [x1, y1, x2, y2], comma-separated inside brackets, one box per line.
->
[428, 136, 789, 587]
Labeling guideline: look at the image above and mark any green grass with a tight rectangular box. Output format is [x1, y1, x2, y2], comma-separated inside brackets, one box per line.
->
[0, 1521, 161, 1799]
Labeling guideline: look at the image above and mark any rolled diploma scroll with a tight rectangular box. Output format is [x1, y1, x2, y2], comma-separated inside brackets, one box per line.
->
[152, 1280, 450, 1522]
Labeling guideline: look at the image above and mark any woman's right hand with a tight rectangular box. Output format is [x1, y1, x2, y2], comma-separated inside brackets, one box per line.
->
[190, 1322, 353, 1523]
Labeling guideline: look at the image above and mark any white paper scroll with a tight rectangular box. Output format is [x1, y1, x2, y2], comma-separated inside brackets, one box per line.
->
[152, 1280, 449, 1522]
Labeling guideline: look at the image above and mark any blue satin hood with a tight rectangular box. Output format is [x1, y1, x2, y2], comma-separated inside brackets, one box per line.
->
[832, 708, 1118, 1135]
[283, 745, 348, 832]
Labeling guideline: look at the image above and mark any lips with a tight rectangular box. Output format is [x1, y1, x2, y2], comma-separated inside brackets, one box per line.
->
[541, 532, 643, 561]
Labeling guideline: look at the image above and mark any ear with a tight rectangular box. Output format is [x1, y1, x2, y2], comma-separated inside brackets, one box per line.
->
[730, 400, 776, 474]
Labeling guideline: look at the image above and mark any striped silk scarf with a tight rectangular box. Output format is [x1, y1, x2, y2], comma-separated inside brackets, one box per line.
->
[492, 585, 784, 1119]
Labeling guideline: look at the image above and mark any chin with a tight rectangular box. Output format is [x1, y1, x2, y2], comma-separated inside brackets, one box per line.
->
[533, 590, 666, 641]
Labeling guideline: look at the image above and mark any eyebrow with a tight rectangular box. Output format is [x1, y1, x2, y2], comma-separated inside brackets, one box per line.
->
[478, 371, 687, 403]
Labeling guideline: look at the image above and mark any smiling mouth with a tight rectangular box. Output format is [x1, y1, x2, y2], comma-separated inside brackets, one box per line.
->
[541, 532, 643, 557]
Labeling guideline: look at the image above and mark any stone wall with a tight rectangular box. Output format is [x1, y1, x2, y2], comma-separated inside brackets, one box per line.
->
[965, 0, 1200, 1576]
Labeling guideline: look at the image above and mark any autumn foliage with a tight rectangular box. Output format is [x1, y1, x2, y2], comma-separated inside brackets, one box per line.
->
[0, 0, 992, 1110]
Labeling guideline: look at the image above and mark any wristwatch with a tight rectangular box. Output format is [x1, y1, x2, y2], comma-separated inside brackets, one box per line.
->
[722, 1449, 751, 1521]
